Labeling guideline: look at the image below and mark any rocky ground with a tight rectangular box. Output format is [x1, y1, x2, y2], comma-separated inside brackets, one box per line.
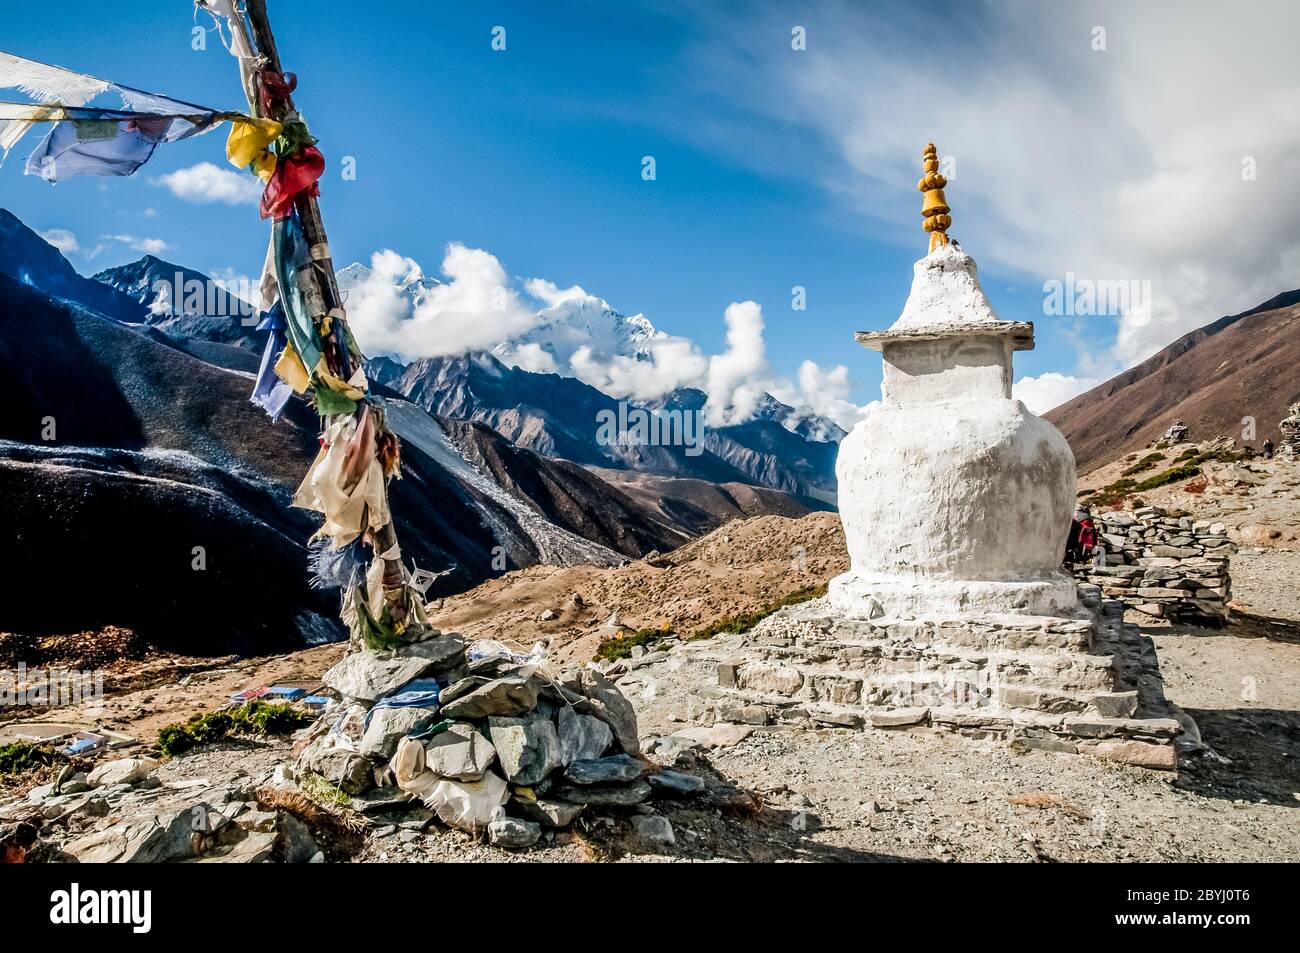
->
[1079, 442, 1300, 548]
[3, 498, 1297, 862]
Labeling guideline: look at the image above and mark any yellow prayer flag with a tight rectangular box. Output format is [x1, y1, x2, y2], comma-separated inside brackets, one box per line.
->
[273, 341, 311, 394]
[252, 149, 277, 183]
[226, 117, 283, 169]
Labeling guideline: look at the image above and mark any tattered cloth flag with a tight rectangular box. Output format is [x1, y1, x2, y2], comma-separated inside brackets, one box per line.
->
[0, 51, 246, 180]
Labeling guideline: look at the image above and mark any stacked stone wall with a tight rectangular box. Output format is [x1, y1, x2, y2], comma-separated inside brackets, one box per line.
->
[1073, 505, 1233, 625]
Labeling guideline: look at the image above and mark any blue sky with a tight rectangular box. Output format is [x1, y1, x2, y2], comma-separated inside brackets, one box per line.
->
[4, 1, 1296, 420]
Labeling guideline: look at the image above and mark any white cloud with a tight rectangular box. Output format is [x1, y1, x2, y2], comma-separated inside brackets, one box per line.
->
[703, 301, 769, 425]
[344, 244, 539, 359]
[501, 341, 559, 373]
[156, 161, 262, 205]
[40, 228, 79, 255]
[103, 234, 172, 255]
[347, 245, 859, 432]
[771, 360, 872, 431]
[1013, 372, 1102, 415]
[524, 278, 593, 309]
[676, 0, 1300, 372]
[569, 335, 709, 399]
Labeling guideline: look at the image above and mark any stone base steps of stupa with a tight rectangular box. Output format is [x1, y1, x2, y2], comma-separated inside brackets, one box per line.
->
[670, 594, 1188, 772]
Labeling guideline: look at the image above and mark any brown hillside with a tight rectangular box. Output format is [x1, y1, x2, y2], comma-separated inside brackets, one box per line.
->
[1046, 291, 1300, 473]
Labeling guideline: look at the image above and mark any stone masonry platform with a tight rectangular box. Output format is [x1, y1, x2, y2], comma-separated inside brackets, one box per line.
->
[667, 586, 1195, 772]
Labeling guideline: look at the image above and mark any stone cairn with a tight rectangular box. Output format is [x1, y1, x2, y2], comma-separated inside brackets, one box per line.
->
[1161, 420, 1190, 444]
[1073, 506, 1234, 625]
[667, 144, 1195, 773]
[295, 631, 703, 849]
[1279, 402, 1300, 456]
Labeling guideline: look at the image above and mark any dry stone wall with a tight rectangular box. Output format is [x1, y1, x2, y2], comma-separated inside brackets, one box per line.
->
[1073, 506, 1234, 625]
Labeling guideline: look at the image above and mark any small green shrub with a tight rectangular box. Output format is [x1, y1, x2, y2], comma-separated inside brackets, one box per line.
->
[1131, 464, 1202, 493]
[0, 742, 56, 775]
[157, 701, 313, 758]
[1121, 452, 1166, 477]
[688, 584, 828, 642]
[298, 771, 352, 808]
[595, 626, 674, 663]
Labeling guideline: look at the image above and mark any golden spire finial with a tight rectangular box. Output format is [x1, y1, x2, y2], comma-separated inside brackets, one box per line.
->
[918, 143, 952, 252]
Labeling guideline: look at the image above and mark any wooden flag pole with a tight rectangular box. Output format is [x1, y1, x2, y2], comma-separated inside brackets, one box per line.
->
[233, 0, 410, 628]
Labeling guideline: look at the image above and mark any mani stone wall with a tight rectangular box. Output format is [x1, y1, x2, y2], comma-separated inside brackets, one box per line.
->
[1076, 506, 1234, 625]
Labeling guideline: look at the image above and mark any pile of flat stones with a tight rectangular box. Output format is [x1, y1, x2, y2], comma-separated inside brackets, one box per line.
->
[297, 630, 703, 849]
[1279, 402, 1300, 456]
[1074, 506, 1234, 625]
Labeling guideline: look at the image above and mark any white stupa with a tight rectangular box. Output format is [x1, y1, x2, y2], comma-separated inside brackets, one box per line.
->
[828, 144, 1080, 620]
[676, 145, 1192, 772]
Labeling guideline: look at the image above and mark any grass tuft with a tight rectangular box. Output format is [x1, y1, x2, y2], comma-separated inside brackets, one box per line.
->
[1121, 452, 1166, 477]
[0, 742, 56, 776]
[157, 701, 314, 758]
[687, 584, 827, 642]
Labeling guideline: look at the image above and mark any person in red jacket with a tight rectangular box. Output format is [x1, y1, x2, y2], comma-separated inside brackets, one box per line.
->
[1065, 505, 1099, 564]
[1077, 506, 1099, 560]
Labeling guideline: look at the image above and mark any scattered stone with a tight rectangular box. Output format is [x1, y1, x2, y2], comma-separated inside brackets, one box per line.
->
[276, 812, 320, 864]
[630, 814, 675, 845]
[26, 782, 57, 803]
[63, 807, 195, 864]
[670, 724, 754, 749]
[299, 742, 373, 796]
[540, 609, 558, 622]
[509, 797, 584, 829]
[86, 756, 158, 789]
[204, 830, 276, 863]
[238, 809, 278, 833]
[59, 772, 91, 795]
[646, 769, 705, 796]
[643, 735, 699, 759]
[487, 816, 542, 849]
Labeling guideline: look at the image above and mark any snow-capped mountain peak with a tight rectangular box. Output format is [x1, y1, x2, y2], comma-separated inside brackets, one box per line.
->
[337, 260, 443, 309]
[493, 294, 666, 369]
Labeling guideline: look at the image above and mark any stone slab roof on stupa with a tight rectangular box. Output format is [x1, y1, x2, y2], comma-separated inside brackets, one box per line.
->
[856, 243, 1034, 352]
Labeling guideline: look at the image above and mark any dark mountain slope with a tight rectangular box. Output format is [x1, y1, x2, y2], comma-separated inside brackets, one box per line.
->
[0, 274, 679, 646]
[1046, 291, 1300, 473]
[93, 254, 265, 350]
[0, 208, 145, 324]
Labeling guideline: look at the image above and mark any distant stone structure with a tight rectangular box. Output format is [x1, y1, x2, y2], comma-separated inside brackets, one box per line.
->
[1071, 506, 1233, 626]
[1279, 402, 1300, 456]
[1161, 420, 1190, 444]
[675, 144, 1195, 772]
